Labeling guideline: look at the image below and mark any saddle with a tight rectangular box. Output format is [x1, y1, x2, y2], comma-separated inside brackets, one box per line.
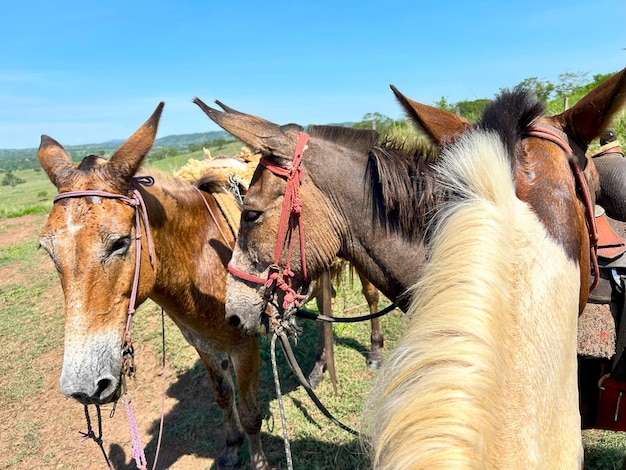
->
[588, 208, 626, 304]
[589, 207, 626, 431]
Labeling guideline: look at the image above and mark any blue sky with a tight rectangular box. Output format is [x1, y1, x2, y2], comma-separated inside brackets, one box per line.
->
[1, 0, 624, 149]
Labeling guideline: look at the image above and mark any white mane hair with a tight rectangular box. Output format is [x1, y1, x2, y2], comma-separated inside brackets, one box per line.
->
[362, 129, 582, 469]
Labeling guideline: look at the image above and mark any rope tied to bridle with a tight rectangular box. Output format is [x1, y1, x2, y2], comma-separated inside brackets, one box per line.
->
[228, 132, 311, 311]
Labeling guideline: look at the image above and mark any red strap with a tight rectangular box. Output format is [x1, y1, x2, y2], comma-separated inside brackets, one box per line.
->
[229, 132, 310, 310]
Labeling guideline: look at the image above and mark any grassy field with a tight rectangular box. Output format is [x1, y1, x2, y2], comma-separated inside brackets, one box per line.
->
[2, 143, 626, 469]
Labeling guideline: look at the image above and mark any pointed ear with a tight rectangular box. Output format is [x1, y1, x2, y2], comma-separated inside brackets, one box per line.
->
[193, 97, 299, 160]
[107, 102, 164, 181]
[390, 84, 471, 146]
[553, 68, 626, 150]
[38, 135, 75, 189]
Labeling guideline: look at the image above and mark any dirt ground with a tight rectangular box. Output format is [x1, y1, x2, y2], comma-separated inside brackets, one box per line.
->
[0, 214, 223, 469]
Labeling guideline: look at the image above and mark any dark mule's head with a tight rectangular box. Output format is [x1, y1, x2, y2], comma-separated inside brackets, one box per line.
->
[38, 103, 163, 404]
[391, 67, 626, 308]
[194, 98, 391, 335]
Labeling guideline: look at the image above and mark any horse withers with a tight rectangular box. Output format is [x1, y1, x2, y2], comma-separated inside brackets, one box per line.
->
[37, 104, 270, 470]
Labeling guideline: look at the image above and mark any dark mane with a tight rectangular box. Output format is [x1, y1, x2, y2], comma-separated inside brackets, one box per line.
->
[308, 125, 379, 155]
[478, 87, 545, 160]
[366, 137, 441, 239]
[309, 124, 443, 239]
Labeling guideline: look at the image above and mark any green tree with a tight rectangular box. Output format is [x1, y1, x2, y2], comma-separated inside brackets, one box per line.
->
[147, 146, 179, 162]
[1, 170, 26, 187]
[353, 112, 394, 132]
[515, 77, 555, 102]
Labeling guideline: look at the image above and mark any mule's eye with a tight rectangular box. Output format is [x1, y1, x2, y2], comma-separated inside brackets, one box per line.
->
[107, 236, 131, 257]
[242, 210, 262, 223]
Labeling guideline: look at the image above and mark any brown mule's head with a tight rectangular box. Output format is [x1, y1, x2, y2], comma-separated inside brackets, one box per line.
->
[194, 98, 349, 335]
[38, 103, 163, 404]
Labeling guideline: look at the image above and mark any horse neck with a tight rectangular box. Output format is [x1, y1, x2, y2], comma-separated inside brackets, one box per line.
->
[139, 177, 232, 304]
[307, 152, 428, 311]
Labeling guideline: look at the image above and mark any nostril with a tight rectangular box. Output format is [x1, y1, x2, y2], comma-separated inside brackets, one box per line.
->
[96, 378, 113, 396]
[227, 315, 241, 327]
[71, 392, 89, 403]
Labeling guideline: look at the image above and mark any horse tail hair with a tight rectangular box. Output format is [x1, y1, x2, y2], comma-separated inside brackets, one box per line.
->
[362, 129, 542, 468]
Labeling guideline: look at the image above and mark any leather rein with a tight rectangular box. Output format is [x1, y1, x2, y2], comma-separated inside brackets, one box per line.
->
[524, 123, 599, 292]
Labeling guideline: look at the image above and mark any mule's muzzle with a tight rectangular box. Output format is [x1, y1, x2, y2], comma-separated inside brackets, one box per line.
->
[63, 374, 122, 405]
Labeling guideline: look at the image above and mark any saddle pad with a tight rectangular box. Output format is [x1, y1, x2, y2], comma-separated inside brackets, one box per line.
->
[596, 213, 626, 261]
[577, 303, 616, 359]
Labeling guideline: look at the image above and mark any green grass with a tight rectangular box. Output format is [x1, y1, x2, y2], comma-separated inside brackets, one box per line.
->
[2, 141, 626, 468]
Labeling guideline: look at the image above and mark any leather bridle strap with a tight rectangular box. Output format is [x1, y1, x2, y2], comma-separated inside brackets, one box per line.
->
[524, 124, 599, 292]
[53, 176, 156, 470]
[192, 186, 234, 250]
[228, 132, 311, 310]
[53, 176, 156, 327]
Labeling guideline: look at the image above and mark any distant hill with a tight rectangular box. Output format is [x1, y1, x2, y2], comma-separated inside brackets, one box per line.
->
[0, 130, 232, 160]
[0, 123, 359, 172]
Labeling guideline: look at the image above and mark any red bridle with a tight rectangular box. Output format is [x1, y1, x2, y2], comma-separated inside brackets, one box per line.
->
[227, 132, 311, 310]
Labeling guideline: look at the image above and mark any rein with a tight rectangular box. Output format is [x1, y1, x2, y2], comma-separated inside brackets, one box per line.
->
[524, 124, 600, 292]
[53, 176, 161, 470]
[228, 132, 311, 311]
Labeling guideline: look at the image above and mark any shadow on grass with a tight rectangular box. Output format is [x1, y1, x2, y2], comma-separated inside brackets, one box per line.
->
[106, 318, 368, 469]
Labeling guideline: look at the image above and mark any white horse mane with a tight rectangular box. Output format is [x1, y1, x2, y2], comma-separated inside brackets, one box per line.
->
[362, 129, 582, 468]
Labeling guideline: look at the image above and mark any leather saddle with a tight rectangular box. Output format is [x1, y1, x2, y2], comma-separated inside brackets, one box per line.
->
[588, 207, 626, 304]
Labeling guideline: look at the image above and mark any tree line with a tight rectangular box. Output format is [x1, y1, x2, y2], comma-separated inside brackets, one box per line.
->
[2, 71, 622, 180]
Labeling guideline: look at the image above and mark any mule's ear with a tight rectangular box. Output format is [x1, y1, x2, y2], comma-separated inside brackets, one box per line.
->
[193, 97, 299, 160]
[554, 68, 626, 150]
[390, 84, 471, 146]
[38, 135, 75, 189]
[107, 102, 164, 181]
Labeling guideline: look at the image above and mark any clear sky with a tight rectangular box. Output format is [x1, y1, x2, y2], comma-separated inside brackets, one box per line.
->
[1, 0, 624, 149]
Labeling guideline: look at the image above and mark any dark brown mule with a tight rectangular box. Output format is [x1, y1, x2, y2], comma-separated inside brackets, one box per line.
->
[38, 104, 269, 470]
[194, 68, 626, 422]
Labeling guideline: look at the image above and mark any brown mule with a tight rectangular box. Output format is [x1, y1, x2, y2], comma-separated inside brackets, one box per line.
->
[38, 104, 269, 470]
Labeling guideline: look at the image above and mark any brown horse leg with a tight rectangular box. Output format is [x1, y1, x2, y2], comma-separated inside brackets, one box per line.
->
[229, 338, 269, 470]
[196, 348, 246, 469]
[307, 277, 326, 388]
[357, 271, 383, 369]
[308, 271, 338, 392]
[320, 271, 338, 394]
[308, 319, 326, 388]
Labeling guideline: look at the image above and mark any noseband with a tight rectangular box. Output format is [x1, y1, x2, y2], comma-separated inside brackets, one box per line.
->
[228, 132, 311, 315]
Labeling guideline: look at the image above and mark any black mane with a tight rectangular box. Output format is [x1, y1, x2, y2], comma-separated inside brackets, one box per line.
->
[309, 123, 443, 239]
[367, 138, 441, 239]
[360, 88, 543, 240]
[478, 86, 545, 160]
[308, 125, 379, 155]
